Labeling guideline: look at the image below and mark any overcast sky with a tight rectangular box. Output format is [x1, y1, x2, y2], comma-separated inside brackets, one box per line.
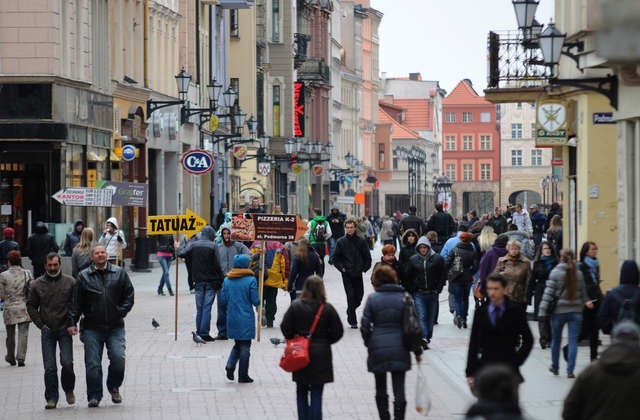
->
[370, 0, 554, 94]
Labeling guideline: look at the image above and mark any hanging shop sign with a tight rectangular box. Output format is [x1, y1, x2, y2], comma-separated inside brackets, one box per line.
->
[147, 208, 206, 239]
[311, 164, 324, 176]
[290, 163, 303, 175]
[51, 181, 148, 207]
[258, 162, 271, 176]
[181, 149, 214, 175]
[232, 145, 248, 160]
[230, 213, 308, 242]
[293, 82, 305, 137]
[121, 144, 137, 161]
[535, 99, 568, 147]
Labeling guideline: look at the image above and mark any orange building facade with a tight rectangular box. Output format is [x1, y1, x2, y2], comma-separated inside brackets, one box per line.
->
[443, 80, 500, 217]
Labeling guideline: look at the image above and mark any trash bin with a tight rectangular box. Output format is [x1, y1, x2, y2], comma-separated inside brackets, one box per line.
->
[133, 227, 151, 272]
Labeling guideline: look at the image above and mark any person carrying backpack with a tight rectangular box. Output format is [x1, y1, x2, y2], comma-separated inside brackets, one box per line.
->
[306, 208, 332, 275]
[598, 260, 640, 334]
[446, 232, 478, 329]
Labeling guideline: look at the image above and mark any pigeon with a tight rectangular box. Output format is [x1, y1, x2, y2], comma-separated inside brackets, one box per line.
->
[269, 337, 284, 346]
[192, 331, 206, 345]
[152, 318, 160, 329]
[123, 75, 138, 84]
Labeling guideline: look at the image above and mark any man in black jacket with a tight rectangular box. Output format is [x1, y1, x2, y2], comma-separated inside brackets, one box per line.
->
[67, 245, 134, 408]
[488, 207, 508, 235]
[466, 273, 533, 389]
[426, 203, 456, 247]
[399, 206, 426, 238]
[405, 237, 445, 349]
[598, 260, 640, 334]
[326, 207, 346, 260]
[330, 218, 372, 328]
[177, 226, 224, 341]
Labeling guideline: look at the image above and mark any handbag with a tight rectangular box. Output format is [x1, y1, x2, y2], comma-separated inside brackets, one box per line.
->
[402, 293, 423, 352]
[279, 303, 325, 372]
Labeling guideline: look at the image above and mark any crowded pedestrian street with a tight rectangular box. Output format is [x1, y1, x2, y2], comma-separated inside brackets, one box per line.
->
[0, 244, 597, 419]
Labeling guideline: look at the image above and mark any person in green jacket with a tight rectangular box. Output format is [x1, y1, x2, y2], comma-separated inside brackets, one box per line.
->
[306, 208, 332, 275]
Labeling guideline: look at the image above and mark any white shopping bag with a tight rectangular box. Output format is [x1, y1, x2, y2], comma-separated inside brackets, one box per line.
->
[415, 363, 431, 416]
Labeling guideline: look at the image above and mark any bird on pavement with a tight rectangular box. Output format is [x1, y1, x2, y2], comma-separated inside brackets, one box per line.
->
[152, 318, 160, 329]
[192, 332, 206, 345]
[269, 337, 284, 346]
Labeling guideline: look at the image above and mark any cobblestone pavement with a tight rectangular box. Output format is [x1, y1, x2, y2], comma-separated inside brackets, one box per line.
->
[0, 244, 600, 419]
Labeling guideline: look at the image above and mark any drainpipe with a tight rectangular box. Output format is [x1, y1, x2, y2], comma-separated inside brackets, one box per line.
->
[143, 0, 149, 89]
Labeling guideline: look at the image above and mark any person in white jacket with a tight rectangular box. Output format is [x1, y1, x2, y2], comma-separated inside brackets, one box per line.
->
[98, 217, 127, 265]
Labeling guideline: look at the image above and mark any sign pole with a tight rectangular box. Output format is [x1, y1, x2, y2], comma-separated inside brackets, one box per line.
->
[174, 234, 180, 341]
[257, 240, 266, 342]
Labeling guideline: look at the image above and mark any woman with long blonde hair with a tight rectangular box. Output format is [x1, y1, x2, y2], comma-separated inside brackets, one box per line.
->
[539, 249, 592, 378]
[477, 225, 497, 254]
[71, 227, 95, 278]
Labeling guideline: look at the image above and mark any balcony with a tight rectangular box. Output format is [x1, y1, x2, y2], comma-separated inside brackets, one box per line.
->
[294, 33, 311, 69]
[217, 0, 255, 8]
[297, 58, 330, 84]
[484, 30, 551, 103]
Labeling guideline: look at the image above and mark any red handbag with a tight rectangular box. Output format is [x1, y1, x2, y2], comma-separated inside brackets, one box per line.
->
[279, 303, 325, 372]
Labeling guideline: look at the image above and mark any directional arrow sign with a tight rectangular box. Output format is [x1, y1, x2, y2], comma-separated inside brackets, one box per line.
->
[52, 188, 115, 206]
[230, 213, 309, 242]
[147, 209, 207, 239]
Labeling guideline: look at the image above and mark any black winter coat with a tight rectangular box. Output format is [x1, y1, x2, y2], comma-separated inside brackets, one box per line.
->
[466, 297, 533, 381]
[280, 300, 343, 384]
[331, 234, 372, 275]
[177, 226, 224, 288]
[24, 222, 59, 277]
[598, 284, 640, 334]
[399, 215, 425, 237]
[69, 263, 135, 331]
[405, 252, 446, 293]
[427, 211, 456, 244]
[326, 210, 346, 239]
[288, 249, 322, 292]
[360, 283, 420, 373]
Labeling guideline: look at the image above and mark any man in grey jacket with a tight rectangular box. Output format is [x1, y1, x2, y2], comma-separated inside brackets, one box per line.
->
[214, 227, 250, 340]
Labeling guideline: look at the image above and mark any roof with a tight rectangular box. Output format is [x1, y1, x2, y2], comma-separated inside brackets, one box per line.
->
[391, 98, 433, 131]
[377, 107, 422, 140]
[444, 80, 492, 106]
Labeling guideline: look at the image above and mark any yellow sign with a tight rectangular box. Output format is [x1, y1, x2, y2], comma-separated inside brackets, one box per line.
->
[291, 163, 303, 175]
[209, 115, 219, 132]
[147, 208, 206, 239]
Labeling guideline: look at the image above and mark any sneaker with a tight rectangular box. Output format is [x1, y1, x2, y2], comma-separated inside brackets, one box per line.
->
[109, 388, 122, 404]
[88, 399, 100, 408]
[225, 366, 235, 381]
[45, 400, 57, 410]
[201, 335, 216, 342]
[213, 335, 228, 341]
[238, 376, 254, 383]
[65, 391, 76, 405]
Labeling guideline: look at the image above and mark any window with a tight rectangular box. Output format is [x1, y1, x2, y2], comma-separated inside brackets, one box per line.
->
[511, 149, 523, 166]
[393, 157, 398, 170]
[445, 163, 456, 181]
[445, 112, 456, 123]
[272, 85, 280, 137]
[531, 149, 543, 166]
[480, 112, 491, 122]
[480, 163, 491, 180]
[272, 0, 281, 42]
[511, 123, 523, 139]
[230, 9, 239, 37]
[480, 135, 491, 150]
[463, 135, 473, 151]
[445, 135, 456, 150]
[462, 112, 472, 123]
[378, 144, 385, 169]
[463, 163, 473, 181]
[531, 122, 536, 138]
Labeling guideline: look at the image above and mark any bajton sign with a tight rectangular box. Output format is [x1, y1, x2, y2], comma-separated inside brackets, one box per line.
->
[230, 213, 308, 242]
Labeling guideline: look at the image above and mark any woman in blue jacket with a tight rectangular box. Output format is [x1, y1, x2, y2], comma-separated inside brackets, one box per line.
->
[220, 254, 260, 383]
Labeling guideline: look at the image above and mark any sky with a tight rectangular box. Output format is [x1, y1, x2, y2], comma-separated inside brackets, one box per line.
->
[370, 0, 554, 94]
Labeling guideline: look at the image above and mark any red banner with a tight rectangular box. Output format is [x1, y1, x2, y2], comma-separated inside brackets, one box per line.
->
[294, 82, 305, 137]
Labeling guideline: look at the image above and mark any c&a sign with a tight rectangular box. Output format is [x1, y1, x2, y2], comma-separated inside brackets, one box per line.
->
[181, 149, 214, 175]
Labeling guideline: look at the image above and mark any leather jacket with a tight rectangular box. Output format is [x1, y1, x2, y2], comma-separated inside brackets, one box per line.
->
[405, 251, 446, 293]
[69, 263, 135, 331]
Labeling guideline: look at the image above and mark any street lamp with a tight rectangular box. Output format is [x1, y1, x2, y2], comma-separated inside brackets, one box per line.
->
[512, 0, 539, 31]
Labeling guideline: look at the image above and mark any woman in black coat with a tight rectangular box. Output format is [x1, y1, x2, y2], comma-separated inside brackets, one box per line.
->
[361, 265, 423, 420]
[288, 238, 323, 300]
[529, 241, 558, 348]
[281, 275, 343, 420]
[578, 241, 603, 361]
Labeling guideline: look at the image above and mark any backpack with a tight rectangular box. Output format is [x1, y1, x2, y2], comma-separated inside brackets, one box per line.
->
[448, 249, 464, 281]
[613, 289, 640, 324]
[313, 222, 327, 242]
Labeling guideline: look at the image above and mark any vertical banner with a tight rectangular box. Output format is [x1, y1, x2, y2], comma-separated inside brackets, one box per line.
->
[293, 81, 305, 137]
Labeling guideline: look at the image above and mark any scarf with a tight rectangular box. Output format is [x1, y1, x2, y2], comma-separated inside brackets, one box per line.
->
[540, 254, 556, 272]
[583, 256, 599, 283]
[226, 268, 255, 279]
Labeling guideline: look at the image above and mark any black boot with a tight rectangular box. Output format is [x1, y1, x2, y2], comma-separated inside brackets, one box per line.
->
[168, 288, 174, 296]
[393, 400, 407, 420]
[375, 396, 390, 420]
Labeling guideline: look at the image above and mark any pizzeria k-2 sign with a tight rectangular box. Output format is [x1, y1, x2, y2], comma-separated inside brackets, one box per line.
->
[230, 213, 308, 242]
[535, 99, 568, 147]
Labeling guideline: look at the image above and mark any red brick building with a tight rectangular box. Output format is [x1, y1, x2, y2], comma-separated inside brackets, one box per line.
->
[443, 80, 500, 217]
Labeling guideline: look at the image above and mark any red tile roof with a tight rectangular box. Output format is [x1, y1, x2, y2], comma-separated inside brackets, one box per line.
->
[391, 98, 433, 131]
[378, 107, 422, 139]
[444, 80, 492, 105]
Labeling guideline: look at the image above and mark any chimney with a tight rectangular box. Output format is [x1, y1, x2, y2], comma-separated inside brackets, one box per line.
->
[409, 72, 421, 81]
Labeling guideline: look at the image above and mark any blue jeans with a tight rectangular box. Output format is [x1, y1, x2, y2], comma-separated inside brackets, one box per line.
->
[195, 283, 216, 336]
[451, 281, 472, 321]
[551, 312, 582, 374]
[157, 256, 173, 292]
[216, 290, 227, 336]
[296, 382, 324, 420]
[81, 327, 125, 402]
[41, 328, 75, 402]
[226, 340, 251, 379]
[328, 237, 338, 259]
[413, 291, 438, 340]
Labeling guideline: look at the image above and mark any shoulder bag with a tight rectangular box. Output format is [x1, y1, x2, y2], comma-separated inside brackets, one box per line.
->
[279, 303, 325, 372]
[402, 293, 423, 352]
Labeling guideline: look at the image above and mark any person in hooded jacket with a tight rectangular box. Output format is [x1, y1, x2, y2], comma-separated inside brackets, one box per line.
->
[562, 320, 640, 420]
[177, 226, 224, 341]
[361, 265, 422, 420]
[405, 237, 445, 348]
[24, 221, 59, 278]
[598, 260, 640, 334]
[446, 232, 479, 328]
[529, 241, 558, 349]
[98, 217, 127, 266]
[281, 275, 343, 420]
[398, 229, 418, 285]
[62, 220, 84, 256]
[326, 207, 346, 260]
[288, 238, 323, 299]
[220, 254, 260, 383]
[306, 208, 332, 273]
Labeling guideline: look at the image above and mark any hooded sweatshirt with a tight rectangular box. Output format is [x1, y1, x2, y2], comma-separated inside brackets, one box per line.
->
[215, 227, 250, 274]
[306, 215, 332, 244]
[98, 217, 127, 259]
[63, 220, 84, 256]
[406, 237, 445, 293]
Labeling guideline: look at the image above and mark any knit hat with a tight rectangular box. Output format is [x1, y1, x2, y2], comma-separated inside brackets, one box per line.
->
[612, 320, 640, 345]
[3, 227, 14, 238]
[233, 254, 250, 269]
[415, 236, 431, 250]
[619, 260, 640, 285]
[381, 244, 396, 255]
[459, 232, 473, 242]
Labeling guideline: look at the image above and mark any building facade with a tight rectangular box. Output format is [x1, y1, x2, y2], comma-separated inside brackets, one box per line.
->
[443, 80, 500, 218]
